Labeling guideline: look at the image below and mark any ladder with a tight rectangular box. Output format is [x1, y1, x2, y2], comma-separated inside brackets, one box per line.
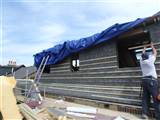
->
[25, 55, 50, 107]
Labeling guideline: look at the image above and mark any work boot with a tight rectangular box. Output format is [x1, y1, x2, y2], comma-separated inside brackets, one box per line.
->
[141, 114, 149, 120]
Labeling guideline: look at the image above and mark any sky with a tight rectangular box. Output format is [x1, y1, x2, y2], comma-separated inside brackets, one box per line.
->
[0, 0, 160, 66]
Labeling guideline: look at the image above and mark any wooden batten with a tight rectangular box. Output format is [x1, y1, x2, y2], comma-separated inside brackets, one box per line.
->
[128, 44, 151, 50]
[118, 28, 145, 39]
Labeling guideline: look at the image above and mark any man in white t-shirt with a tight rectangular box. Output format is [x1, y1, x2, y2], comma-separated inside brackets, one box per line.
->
[140, 43, 160, 120]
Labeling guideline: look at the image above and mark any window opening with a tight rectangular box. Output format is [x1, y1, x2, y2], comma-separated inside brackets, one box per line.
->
[71, 53, 79, 72]
[43, 65, 50, 73]
[117, 32, 151, 68]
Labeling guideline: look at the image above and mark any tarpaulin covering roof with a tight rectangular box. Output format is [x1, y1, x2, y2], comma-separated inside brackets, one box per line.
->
[34, 18, 146, 67]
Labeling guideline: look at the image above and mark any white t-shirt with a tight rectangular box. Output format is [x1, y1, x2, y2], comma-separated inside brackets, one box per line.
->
[140, 55, 157, 79]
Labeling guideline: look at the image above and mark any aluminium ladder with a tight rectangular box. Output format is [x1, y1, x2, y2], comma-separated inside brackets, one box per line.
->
[25, 55, 50, 107]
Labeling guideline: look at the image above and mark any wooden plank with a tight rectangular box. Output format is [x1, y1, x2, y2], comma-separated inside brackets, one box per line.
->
[0, 76, 23, 120]
[128, 42, 160, 50]
[19, 103, 42, 120]
[47, 108, 72, 120]
[128, 44, 151, 50]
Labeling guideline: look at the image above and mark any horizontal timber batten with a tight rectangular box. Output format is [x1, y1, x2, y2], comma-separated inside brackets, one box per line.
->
[91, 94, 141, 102]
[38, 86, 140, 97]
[39, 84, 141, 91]
[18, 82, 141, 89]
[41, 75, 160, 79]
[80, 55, 117, 63]
[64, 96, 143, 109]
[80, 60, 117, 67]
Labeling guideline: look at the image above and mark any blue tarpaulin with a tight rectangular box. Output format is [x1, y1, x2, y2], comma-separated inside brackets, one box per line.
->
[34, 18, 146, 67]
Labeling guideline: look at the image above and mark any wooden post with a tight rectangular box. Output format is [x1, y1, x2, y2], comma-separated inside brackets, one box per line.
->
[43, 87, 46, 100]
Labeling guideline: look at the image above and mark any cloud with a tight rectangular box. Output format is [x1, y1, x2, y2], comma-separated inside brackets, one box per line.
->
[3, 41, 51, 55]
[2, 39, 54, 66]
[39, 23, 67, 42]
[2, 0, 160, 66]
[2, 22, 67, 65]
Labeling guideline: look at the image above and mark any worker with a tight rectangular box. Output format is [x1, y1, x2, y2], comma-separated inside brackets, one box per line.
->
[140, 43, 160, 120]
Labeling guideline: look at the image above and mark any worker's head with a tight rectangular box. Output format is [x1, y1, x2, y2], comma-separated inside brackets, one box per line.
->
[142, 53, 149, 60]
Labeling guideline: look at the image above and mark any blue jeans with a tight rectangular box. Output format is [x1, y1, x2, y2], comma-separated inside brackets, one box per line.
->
[142, 76, 160, 120]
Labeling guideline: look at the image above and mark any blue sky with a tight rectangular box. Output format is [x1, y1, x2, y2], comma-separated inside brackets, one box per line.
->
[0, 0, 160, 66]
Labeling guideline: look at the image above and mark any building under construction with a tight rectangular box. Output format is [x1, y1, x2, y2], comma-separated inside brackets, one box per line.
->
[31, 12, 160, 116]
[7, 12, 160, 119]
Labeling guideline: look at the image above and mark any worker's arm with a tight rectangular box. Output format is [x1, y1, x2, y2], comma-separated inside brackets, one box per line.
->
[151, 42, 157, 57]
[142, 46, 146, 54]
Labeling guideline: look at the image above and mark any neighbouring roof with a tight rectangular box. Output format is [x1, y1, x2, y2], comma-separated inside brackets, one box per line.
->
[0, 65, 25, 76]
[13, 66, 36, 79]
[34, 12, 160, 67]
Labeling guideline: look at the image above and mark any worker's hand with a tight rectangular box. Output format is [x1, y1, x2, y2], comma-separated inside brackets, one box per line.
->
[142, 46, 146, 54]
[157, 94, 160, 101]
[150, 42, 154, 47]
